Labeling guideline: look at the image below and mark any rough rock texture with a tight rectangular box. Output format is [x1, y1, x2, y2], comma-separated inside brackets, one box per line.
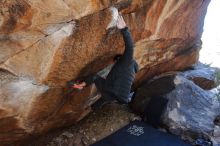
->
[163, 76, 220, 143]
[181, 67, 218, 90]
[0, 0, 210, 144]
[132, 69, 220, 145]
[132, 65, 219, 113]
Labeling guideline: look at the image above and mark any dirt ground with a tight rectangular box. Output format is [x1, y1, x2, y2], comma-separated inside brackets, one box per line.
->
[28, 103, 141, 146]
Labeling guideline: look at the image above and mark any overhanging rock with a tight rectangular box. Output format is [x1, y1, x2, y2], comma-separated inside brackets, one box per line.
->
[0, 0, 211, 144]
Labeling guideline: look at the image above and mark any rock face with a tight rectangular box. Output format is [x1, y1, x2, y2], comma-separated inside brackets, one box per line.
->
[163, 76, 220, 142]
[181, 63, 219, 90]
[132, 66, 220, 145]
[0, 0, 210, 145]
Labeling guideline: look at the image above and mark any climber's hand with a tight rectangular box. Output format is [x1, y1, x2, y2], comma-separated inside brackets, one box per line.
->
[116, 15, 126, 29]
[72, 82, 86, 90]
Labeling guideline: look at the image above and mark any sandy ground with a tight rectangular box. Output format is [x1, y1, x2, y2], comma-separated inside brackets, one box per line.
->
[27, 103, 140, 146]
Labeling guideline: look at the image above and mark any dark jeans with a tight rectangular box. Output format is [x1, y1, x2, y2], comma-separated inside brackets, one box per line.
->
[94, 76, 117, 101]
[88, 75, 129, 104]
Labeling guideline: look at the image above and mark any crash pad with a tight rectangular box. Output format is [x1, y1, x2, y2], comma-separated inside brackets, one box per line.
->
[91, 120, 191, 146]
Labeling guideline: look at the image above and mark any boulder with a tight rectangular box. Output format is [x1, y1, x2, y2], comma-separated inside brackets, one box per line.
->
[132, 71, 220, 144]
[0, 69, 99, 145]
[180, 64, 219, 90]
[132, 65, 219, 112]
[132, 73, 177, 113]
[163, 76, 220, 142]
[0, 0, 211, 144]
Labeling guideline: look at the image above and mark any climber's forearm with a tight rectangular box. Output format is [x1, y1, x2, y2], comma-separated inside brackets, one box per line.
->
[120, 27, 134, 61]
[121, 27, 134, 51]
[116, 15, 134, 61]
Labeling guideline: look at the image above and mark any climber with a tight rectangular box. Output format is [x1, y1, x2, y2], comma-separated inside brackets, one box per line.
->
[71, 15, 138, 108]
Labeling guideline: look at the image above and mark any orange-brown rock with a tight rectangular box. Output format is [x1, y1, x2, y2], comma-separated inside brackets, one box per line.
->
[0, 0, 210, 145]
